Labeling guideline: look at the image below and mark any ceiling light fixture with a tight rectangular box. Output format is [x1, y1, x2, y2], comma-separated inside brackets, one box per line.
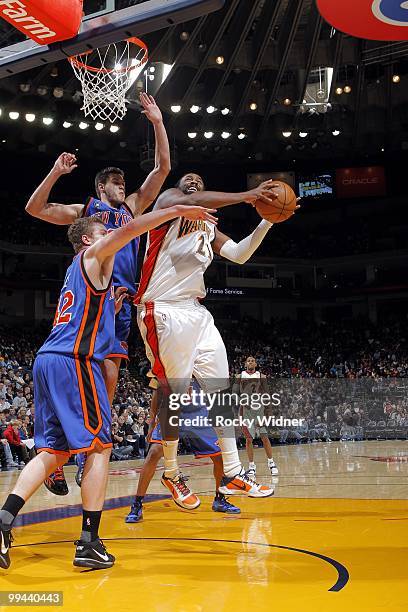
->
[190, 105, 200, 113]
[171, 104, 181, 113]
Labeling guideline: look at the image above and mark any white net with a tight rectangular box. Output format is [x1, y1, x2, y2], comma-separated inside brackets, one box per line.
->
[69, 38, 148, 123]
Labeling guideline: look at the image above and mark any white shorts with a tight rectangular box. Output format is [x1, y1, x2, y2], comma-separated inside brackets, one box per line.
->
[241, 408, 268, 439]
[137, 299, 230, 394]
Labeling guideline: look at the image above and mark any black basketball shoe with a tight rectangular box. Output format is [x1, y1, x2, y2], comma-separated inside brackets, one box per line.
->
[73, 538, 115, 569]
[0, 521, 13, 570]
[44, 467, 69, 496]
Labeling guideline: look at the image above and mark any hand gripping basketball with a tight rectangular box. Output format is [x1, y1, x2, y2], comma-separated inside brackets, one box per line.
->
[255, 181, 298, 223]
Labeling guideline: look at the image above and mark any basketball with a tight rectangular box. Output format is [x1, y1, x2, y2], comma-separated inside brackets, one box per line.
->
[255, 181, 297, 223]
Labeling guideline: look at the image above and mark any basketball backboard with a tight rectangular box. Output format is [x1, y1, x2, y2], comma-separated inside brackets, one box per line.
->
[0, 0, 225, 78]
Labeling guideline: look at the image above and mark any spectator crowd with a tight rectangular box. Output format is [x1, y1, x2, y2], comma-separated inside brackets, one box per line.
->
[0, 312, 408, 469]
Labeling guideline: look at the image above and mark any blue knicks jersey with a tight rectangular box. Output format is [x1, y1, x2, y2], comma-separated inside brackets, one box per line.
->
[83, 197, 139, 294]
[38, 252, 115, 361]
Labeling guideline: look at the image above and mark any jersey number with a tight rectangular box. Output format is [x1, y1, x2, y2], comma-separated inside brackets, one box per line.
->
[54, 290, 75, 326]
[196, 235, 212, 259]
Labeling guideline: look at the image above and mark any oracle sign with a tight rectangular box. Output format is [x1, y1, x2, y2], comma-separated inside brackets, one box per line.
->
[316, 0, 408, 41]
[336, 167, 386, 198]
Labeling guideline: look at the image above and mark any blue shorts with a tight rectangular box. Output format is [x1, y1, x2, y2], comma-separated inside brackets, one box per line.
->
[106, 299, 131, 361]
[33, 353, 112, 456]
[150, 402, 220, 458]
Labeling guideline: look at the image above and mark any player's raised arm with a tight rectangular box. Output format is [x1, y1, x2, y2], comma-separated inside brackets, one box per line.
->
[154, 177, 279, 211]
[212, 220, 273, 264]
[126, 94, 171, 216]
[25, 153, 83, 225]
[88, 204, 218, 262]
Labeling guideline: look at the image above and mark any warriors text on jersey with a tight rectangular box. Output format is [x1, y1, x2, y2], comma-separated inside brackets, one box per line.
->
[83, 197, 139, 294]
[135, 216, 215, 303]
[240, 371, 262, 395]
[38, 252, 115, 361]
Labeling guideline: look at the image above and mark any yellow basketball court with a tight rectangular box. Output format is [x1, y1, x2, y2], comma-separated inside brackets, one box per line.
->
[1, 441, 407, 611]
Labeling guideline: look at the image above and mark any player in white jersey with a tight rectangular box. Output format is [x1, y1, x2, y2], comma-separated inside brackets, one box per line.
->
[234, 356, 279, 476]
[135, 173, 283, 508]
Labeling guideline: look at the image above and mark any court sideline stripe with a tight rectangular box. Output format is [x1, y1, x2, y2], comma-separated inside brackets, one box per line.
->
[11, 493, 170, 527]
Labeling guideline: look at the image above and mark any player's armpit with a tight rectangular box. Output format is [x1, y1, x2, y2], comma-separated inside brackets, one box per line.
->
[125, 166, 170, 216]
[212, 228, 232, 255]
[153, 188, 187, 210]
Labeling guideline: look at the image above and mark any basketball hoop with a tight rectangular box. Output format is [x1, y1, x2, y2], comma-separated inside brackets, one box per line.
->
[68, 37, 148, 123]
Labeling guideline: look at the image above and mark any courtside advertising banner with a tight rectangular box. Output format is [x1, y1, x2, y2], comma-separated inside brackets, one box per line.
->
[336, 166, 386, 199]
[316, 0, 408, 41]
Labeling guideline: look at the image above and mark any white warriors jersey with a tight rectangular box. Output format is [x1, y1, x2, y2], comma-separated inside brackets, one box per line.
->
[240, 370, 262, 395]
[135, 216, 216, 303]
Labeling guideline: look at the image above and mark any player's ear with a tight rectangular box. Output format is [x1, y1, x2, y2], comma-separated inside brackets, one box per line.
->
[82, 233, 92, 247]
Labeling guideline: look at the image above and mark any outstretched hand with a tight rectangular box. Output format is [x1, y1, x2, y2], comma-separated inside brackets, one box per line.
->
[140, 92, 163, 125]
[52, 153, 78, 176]
[176, 205, 218, 224]
[244, 180, 280, 205]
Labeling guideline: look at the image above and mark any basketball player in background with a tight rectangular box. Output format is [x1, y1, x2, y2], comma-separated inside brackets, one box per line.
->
[135, 173, 285, 508]
[25, 92, 170, 494]
[125, 377, 240, 523]
[0, 198, 217, 571]
[233, 356, 278, 476]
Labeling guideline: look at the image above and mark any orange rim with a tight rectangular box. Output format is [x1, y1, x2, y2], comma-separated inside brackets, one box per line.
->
[68, 37, 148, 74]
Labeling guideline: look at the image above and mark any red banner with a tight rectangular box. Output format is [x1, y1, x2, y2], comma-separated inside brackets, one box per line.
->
[0, 0, 83, 45]
[336, 167, 386, 199]
[317, 0, 408, 41]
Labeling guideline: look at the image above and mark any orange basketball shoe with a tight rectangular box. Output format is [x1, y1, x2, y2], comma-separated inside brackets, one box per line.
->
[218, 468, 274, 498]
[161, 473, 201, 509]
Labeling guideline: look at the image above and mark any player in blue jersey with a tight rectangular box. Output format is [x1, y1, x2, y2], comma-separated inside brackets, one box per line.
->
[0, 203, 217, 571]
[125, 378, 240, 523]
[25, 92, 170, 493]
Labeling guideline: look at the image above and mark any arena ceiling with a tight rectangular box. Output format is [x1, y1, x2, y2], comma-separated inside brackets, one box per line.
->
[0, 0, 407, 165]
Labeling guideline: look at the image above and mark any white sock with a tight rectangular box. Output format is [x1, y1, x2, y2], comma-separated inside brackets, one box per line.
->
[249, 462, 256, 469]
[214, 427, 242, 477]
[268, 458, 275, 465]
[162, 440, 179, 478]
